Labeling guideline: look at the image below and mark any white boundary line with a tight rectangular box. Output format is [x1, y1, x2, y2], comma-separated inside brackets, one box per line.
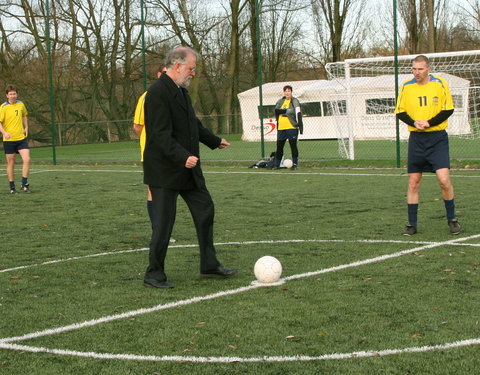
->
[1, 338, 479, 363]
[5, 168, 480, 178]
[3, 238, 480, 275]
[1, 234, 479, 363]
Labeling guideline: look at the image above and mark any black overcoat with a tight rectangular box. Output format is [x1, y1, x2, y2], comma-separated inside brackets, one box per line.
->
[143, 73, 221, 190]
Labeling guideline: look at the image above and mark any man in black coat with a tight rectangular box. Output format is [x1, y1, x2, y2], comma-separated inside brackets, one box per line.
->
[143, 46, 237, 289]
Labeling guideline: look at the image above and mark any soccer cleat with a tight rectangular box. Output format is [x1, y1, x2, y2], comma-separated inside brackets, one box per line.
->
[10, 188, 17, 194]
[291, 164, 298, 170]
[21, 184, 32, 193]
[448, 219, 461, 235]
[402, 224, 417, 236]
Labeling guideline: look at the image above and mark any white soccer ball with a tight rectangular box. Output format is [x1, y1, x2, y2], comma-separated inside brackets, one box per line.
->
[254, 256, 282, 283]
[283, 158, 293, 168]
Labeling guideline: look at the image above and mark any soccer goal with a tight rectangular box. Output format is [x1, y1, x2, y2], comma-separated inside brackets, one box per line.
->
[325, 50, 480, 160]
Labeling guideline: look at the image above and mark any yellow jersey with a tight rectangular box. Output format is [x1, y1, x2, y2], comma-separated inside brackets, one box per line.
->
[133, 91, 147, 162]
[395, 74, 454, 132]
[0, 100, 28, 141]
[278, 99, 295, 130]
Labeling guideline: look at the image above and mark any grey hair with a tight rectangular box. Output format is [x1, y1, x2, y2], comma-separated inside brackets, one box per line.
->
[164, 46, 198, 68]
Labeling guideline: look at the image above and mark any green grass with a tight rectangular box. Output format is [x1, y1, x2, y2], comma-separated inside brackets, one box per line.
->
[1, 165, 480, 374]
[28, 134, 480, 169]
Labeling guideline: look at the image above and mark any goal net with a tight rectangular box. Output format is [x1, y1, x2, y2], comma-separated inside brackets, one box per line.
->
[325, 50, 480, 160]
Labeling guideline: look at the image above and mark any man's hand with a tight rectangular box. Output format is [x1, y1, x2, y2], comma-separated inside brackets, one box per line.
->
[414, 120, 430, 130]
[218, 138, 230, 149]
[185, 155, 199, 168]
[2, 131, 11, 140]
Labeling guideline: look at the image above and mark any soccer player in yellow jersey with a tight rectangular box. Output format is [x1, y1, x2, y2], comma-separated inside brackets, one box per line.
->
[273, 85, 303, 169]
[0, 85, 31, 194]
[134, 66, 176, 244]
[395, 55, 460, 235]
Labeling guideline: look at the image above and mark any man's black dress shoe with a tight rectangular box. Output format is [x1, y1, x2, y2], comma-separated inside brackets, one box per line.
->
[201, 266, 238, 279]
[143, 278, 174, 289]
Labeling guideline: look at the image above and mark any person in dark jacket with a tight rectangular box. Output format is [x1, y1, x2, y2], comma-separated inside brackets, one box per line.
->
[143, 46, 238, 289]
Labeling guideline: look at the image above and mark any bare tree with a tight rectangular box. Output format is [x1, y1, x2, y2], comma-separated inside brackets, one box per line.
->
[0, 0, 156, 142]
[458, 0, 480, 35]
[259, 0, 307, 81]
[146, 0, 221, 128]
[398, 0, 423, 54]
[311, 0, 369, 63]
[247, 0, 260, 86]
[426, 0, 435, 50]
[219, 0, 250, 133]
[397, 0, 451, 53]
[2, 0, 479, 146]
[441, 0, 480, 51]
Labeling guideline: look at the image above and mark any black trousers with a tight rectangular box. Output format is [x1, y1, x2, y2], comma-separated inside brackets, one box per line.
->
[145, 185, 221, 282]
[275, 138, 299, 161]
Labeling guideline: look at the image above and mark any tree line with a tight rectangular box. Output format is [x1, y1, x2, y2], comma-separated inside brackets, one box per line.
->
[0, 0, 478, 144]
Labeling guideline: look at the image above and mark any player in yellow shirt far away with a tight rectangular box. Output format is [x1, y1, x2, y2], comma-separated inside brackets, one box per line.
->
[395, 55, 460, 236]
[133, 65, 174, 242]
[0, 85, 31, 194]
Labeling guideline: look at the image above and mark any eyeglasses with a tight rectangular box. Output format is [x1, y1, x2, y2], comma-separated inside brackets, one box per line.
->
[180, 63, 196, 73]
[162, 71, 167, 74]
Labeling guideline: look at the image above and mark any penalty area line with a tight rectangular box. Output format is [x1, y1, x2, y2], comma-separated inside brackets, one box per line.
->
[0, 338, 479, 363]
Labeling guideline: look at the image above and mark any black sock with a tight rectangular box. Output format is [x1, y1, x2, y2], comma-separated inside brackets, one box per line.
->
[407, 204, 418, 227]
[444, 199, 456, 221]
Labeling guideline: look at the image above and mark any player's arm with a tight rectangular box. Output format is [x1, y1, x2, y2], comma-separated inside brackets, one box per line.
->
[295, 99, 303, 134]
[396, 112, 415, 127]
[133, 123, 143, 136]
[0, 121, 11, 139]
[426, 109, 454, 129]
[274, 99, 286, 122]
[23, 116, 28, 137]
[133, 92, 146, 136]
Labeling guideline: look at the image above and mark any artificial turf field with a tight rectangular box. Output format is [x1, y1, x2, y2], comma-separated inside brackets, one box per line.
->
[1, 165, 479, 374]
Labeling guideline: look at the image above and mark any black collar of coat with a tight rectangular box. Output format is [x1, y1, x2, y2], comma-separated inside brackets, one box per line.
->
[160, 73, 188, 109]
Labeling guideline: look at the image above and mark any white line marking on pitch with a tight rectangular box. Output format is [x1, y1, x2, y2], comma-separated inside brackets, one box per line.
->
[13, 168, 480, 178]
[1, 338, 479, 363]
[2, 238, 479, 274]
[1, 234, 479, 348]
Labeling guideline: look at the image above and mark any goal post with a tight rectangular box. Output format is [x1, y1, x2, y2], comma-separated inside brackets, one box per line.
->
[325, 50, 480, 160]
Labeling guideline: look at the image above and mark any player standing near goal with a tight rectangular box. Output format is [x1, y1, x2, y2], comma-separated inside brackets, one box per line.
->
[0, 85, 31, 194]
[273, 85, 303, 170]
[395, 55, 460, 236]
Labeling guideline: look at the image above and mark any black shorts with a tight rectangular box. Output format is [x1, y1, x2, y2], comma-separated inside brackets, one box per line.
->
[3, 139, 29, 154]
[407, 130, 450, 173]
[277, 128, 298, 141]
